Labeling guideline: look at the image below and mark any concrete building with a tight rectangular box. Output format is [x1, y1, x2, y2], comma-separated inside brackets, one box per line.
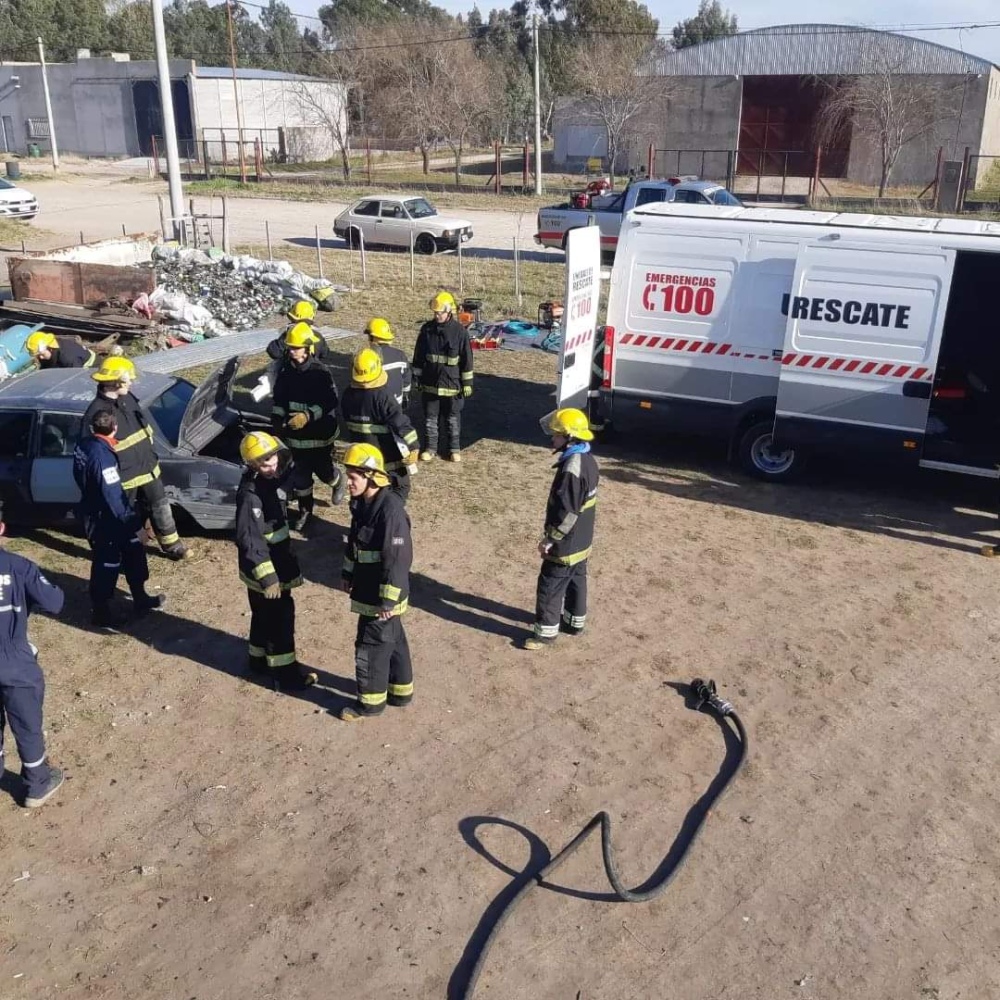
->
[552, 25, 1000, 190]
[0, 52, 347, 162]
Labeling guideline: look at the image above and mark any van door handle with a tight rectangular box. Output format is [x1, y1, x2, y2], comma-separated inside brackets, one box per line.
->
[903, 380, 932, 399]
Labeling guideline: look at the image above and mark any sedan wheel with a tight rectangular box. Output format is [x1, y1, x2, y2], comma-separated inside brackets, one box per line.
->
[415, 233, 436, 255]
[346, 227, 362, 248]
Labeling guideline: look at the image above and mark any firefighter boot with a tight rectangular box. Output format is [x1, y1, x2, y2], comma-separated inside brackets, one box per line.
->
[523, 635, 556, 651]
[133, 591, 166, 615]
[291, 494, 313, 533]
[92, 601, 129, 629]
[163, 541, 192, 561]
[981, 544, 1000, 557]
[278, 662, 318, 690]
[331, 467, 347, 506]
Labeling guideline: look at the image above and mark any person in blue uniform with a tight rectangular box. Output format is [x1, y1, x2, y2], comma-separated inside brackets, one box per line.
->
[73, 409, 165, 628]
[0, 501, 66, 808]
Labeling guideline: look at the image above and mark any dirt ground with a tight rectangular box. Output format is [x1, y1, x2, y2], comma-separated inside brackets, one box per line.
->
[2, 338, 1000, 1000]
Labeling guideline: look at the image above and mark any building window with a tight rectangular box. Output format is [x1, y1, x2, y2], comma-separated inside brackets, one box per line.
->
[26, 118, 50, 139]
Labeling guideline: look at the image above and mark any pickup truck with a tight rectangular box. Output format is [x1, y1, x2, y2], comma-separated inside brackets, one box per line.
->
[534, 179, 742, 254]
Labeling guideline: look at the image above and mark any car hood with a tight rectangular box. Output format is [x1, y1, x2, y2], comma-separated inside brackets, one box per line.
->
[178, 355, 243, 453]
[424, 213, 472, 230]
[0, 185, 35, 204]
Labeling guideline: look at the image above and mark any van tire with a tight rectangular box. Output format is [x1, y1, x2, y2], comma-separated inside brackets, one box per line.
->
[736, 419, 799, 481]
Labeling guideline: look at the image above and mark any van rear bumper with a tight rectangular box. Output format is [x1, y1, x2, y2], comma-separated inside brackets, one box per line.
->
[600, 389, 738, 438]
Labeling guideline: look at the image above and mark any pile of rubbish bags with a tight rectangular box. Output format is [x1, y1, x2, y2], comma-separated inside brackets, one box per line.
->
[136, 245, 340, 341]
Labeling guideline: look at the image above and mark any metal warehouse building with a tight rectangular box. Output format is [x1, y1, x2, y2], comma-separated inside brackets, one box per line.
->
[555, 24, 1000, 190]
[0, 53, 346, 162]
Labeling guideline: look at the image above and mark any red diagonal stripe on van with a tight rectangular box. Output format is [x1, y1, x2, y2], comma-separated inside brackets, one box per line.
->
[660, 338, 675, 350]
[912, 367, 928, 380]
[876, 363, 893, 376]
[795, 355, 813, 367]
[646, 337, 661, 349]
[860, 362, 877, 374]
[811, 356, 830, 368]
[892, 365, 911, 378]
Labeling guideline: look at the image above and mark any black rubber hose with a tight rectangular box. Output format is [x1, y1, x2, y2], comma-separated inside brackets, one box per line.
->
[456, 678, 748, 1000]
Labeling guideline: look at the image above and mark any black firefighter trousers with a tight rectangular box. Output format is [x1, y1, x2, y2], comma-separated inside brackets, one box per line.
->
[288, 446, 343, 516]
[247, 588, 296, 675]
[352, 614, 413, 715]
[126, 477, 183, 552]
[421, 393, 463, 456]
[533, 559, 588, 643]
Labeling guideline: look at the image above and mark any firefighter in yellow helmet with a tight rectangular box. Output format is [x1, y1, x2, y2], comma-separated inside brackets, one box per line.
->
[524, 408, 599, 650]
[271, 323, 346, 531]
[341, 347, 420, 502]
[236, 431, 316, 690]
[83, 356, 190, 561]
[339, 443, 413, 721]
[25, 330, 95, 370]
[257, 302, 333, 402]
[365, 317, 411, 408]
[412, 292, 473, 462]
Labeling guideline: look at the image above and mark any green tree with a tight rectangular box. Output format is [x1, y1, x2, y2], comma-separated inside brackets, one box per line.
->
[317, 0, 450, 41]
[260, 0, 305, 72]
[107, 1, 155, 59]
[671, 0, 738, 50]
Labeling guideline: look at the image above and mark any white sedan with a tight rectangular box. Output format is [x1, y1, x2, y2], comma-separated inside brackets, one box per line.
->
[333, 195, 473, 254]
[0, 177, 38, 219]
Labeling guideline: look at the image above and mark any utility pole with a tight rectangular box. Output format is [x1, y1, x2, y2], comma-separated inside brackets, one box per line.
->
[226, 0, 248, 184]
[36, 38, 59, 173]
[150, 0, 185, 240]
[532, 11, 543, 195]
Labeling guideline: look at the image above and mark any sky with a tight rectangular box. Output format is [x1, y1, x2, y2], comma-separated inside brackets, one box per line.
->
[280, 0, 1000, 66]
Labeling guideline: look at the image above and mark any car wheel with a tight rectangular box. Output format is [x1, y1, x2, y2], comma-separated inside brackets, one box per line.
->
[346, 227, 362, 249]
[415, 233, 436, 255]
[735, 418, 799, 481]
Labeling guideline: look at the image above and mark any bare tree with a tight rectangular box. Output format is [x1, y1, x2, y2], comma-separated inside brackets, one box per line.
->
[816, 49, 961, 197]
[567, 35, 671, 186]
[290, 45, 360, 178]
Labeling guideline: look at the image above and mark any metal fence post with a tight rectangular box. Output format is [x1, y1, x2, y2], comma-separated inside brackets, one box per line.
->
[315, 224, 324, 279]
[158, 195, 167, 240]
[222, 196, 230, 254]
[513, 236, 521, 305]
[359, 228, 367, 286]
[265, 220, 273, 261]
[458, 236, 464, 296]
[409, 230, 415, 289]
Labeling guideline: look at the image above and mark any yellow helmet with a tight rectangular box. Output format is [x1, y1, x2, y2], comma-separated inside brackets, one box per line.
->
[545, 407, 593, 442]
[365, 317, 393, 342]
[284, 322, 317, 351]
[92, 356, 137, 383]
[287, 299, 316, 322]
[429, 291, 456, 314]
[343, 442, 390, 487]
[352, 347, 388, 388]
[25, 331, 58, 356]
[240, 431, 281, 466]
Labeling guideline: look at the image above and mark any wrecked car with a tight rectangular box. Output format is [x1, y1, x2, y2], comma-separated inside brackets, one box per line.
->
[0, 356, 267, 531]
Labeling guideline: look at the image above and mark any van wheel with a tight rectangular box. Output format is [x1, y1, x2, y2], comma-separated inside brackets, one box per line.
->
[736, 420, 798, 481]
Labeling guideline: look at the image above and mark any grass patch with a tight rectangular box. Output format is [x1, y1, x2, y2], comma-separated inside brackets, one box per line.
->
[0, 216, 43, 246]
[185, 177, 569, 215]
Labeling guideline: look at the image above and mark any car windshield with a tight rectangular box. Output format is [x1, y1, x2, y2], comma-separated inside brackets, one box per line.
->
[404, 198, 437, 219]
[146, 378, 195, 447]
[711, 189, 743, 206]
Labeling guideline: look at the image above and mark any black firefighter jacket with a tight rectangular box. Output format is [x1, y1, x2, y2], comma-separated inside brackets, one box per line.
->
[342, 487, 412, 618]
[412, 317, 473, 397]
[340, 384, 420, 471]
[81, 391, 160, 491]
[235, 468, 302, 593]
[271, 355, 340, 451]
[543, 446, 599, 566]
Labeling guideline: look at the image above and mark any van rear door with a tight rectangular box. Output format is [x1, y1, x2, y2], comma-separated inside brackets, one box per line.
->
[774, 240, 954, 459]
[557, 226, 602, 410]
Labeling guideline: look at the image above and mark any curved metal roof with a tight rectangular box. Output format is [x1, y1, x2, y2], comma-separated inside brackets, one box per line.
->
[650, 24, 996, 77]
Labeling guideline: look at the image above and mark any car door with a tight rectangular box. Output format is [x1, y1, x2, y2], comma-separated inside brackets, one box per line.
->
[375, 202, 410, 248]
[0, 409, 37, 515]
[774, 240, 955, 459]
[351, 199, 381, 245]
[30, 411, 83, 506]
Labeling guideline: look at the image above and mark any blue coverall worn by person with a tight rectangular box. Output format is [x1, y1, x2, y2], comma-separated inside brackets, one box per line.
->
[73, 409, 166, 628]
[0, 502, 67, 808]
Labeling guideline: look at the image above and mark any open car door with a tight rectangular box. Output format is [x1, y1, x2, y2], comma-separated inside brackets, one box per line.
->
[557, 225, 602, 411]
[176, 355, 244, 455]
[774, 239, 954, 461]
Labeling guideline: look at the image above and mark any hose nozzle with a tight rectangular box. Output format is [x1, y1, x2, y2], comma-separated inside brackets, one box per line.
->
[690, 678, 734, 717]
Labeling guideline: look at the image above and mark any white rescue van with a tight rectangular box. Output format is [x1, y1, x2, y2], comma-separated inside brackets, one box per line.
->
[583, 204, 1000, 481]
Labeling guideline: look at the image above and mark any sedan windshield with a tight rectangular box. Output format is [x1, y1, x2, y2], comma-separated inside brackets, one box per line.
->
[404, 198, 437, 219]
[711, 189, 743, 206]
[146, 379, 195, 447]
[0, 178, 15, 191]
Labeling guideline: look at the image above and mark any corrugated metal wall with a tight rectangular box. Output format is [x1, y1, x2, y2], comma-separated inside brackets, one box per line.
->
[652, 24, 993, 78]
